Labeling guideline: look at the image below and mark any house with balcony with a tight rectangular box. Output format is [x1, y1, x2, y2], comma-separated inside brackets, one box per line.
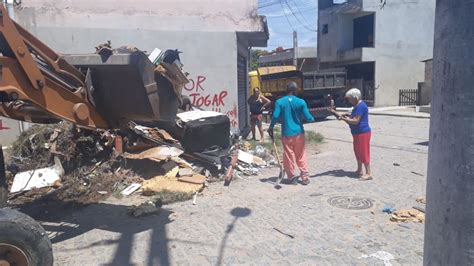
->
[317, 0, 435, 106]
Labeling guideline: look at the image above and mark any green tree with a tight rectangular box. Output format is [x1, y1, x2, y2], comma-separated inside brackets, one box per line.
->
[250, 49, 267, 71]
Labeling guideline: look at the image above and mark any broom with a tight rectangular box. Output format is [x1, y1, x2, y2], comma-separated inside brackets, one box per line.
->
[272, 137, 285, 185]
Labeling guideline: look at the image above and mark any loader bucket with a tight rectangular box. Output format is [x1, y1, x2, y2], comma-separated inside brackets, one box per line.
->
[63, 52, 182, 128]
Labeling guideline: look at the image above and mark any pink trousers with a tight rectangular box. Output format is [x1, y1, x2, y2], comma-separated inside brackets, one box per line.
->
[281, 133, 309, 179]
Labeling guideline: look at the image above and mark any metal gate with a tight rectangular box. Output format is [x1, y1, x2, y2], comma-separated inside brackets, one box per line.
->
[363, 81, 375, 107]
[399, 89, 420, 106]
[237, 54, 248, 132]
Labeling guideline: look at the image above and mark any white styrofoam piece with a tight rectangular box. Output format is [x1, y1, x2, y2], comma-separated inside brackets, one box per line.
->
[237, 150, 254, 165]
[176, 110, 223, 122]
[10, 157, 64, 193]
[148, 48, 163, 64]
[121, 183, 142, 196]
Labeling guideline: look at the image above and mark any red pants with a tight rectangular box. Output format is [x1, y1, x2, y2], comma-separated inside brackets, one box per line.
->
[281, 133, 309, 179]
[353, 132, 371, 164]
[250, 114, 263, 127]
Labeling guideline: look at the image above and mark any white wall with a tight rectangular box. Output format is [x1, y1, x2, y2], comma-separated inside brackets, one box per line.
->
[17, 0, 264, 33]
[5, 0, 265, 133]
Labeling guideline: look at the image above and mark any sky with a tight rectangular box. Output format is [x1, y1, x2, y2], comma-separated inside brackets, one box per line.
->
[257, 0, 318, 50]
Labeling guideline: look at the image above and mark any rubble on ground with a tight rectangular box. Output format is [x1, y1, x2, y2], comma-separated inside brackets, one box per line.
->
[5, 113, 277, 207]
[390, 208, 425, 223]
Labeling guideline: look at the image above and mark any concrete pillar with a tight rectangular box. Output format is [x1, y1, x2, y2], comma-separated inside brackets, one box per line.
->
[423, 0, 474, 265]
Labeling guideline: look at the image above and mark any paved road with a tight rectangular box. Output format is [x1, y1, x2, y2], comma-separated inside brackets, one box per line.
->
[29, 115, 430, 265]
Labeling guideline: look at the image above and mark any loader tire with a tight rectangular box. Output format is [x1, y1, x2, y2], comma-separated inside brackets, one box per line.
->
[0, 208, 53, 266]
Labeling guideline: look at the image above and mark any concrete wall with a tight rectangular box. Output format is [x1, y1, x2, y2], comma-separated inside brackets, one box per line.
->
[0, 118, 21, 146]
[16, 0, 264, 33]
[4, 0, 266, 134]
[366, 0, 436, 106]
[317, 0, 436, 106]
[318, 10, 341, 63]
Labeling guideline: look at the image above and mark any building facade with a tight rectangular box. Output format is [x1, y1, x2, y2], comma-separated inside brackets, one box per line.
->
[317, 0, 435, 106]
[0, 0, 268, 145]
[258, 47, 318, 72]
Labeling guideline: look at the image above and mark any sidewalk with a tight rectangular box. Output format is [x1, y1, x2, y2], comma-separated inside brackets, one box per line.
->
[336, 106, 430, 119]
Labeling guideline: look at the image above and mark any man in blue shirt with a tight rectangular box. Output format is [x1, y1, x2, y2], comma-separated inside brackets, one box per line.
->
[268, 82, 315, 185]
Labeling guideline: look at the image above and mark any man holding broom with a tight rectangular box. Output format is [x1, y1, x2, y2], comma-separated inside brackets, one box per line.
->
[267, 82, 315, 185]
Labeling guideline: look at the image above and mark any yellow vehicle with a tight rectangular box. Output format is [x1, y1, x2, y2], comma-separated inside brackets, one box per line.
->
[249, 66, 301, 97]
[249, 66, 346, 119]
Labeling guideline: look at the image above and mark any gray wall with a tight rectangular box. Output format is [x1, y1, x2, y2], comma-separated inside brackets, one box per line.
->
[367, 0, 435, 106]
[318, 0, 436, 106]
[5, 0, 265, 134]
[0, 118, 21, 146]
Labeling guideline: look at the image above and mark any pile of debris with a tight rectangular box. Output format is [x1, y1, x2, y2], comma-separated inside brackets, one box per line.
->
[5, 111, 275, 207]
[390, 209, 425, 223]
[234, 142, 276, 177]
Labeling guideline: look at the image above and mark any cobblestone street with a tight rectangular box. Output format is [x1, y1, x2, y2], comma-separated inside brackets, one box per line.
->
[37, 115, 430, 265]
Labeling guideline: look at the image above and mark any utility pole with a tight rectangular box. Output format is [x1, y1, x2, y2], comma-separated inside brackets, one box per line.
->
[293, 30, 298, 67]
[424, 0, 474, 265]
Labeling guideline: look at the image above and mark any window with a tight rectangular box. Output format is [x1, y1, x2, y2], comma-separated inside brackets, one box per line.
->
[353, 14, 375, 48]
[322, 24, 329, 34]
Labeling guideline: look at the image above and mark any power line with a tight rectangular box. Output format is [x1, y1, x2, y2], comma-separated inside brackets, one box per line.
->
[283, 0, 317, 32]
[279, 0, 296, 31]
[264, 7, 317, 19]
[258, 0, 280, 9]
[290, 0, 312, 25]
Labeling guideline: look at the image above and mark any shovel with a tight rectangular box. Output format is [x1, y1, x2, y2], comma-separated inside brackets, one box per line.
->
[272, 137, 285, 185]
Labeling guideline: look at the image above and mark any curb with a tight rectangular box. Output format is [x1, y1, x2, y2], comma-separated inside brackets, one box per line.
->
[369, 112, 430, 119]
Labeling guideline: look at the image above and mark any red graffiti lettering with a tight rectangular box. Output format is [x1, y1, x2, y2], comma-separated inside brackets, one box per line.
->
[184, 75, 206, 92]
[184, 75, 236, 128]
[189, 90, 228, 108]
[225, 103, 238, 128]
[184, 79, 195, 91]
[0, 120, 10, 130]
[196, 76, 206, 92]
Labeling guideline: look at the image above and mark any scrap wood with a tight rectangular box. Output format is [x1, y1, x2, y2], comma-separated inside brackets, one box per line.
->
[416, 197, 426, 204]
[124, 146, 183, 162]
[141, 175, 203, 194]
[252, 155, 266, 166]
[273, 227, 294, 239]
[171, 156, 193, 169]
[413, 206, 425, 213]
[390, 208, 425, 223]
[178, 168, 194, 177]
[178, 174, 206, 185]
[224, 151, 239, 186]
[165, 167, 179, 178]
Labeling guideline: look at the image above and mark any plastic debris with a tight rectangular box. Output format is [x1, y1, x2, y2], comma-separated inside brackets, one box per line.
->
[237, 150, 254, 165]
[382, 206, 396, 214]
[128, 200, 162, 217]
[121, 183, 142, 196]
[359, 251, 395, 266]
[10, 157, 64, 193]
